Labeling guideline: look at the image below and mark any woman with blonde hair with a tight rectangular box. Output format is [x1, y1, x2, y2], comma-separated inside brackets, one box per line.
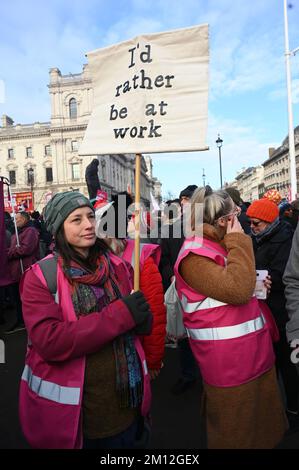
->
[174, 187, 287, 448]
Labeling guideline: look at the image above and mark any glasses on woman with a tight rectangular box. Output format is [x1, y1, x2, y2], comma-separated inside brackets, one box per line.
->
[215, 206, 240, 223]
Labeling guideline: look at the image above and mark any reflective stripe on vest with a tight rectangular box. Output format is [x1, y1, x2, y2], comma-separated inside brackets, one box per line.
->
[186, 314, 266, 341]
[181, 294, 227, 313]
[22, 365, 80, 405]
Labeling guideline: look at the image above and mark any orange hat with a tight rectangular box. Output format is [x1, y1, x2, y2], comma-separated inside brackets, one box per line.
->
[263, 189, 282, 205]
[246, 198, 279, 223]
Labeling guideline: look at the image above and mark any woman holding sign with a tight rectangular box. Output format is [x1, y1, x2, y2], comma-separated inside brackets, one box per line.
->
[19, 191, 152, 449]
[174, 188, 287, 448]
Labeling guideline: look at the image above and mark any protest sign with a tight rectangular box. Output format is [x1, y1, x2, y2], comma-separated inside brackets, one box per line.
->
[79, 24, 209, 155]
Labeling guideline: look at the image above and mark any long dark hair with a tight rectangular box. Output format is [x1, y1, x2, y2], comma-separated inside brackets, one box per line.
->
[55, 223, 108, 275]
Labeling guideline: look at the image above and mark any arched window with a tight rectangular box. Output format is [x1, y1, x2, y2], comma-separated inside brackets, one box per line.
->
[69, 98, 77, 119]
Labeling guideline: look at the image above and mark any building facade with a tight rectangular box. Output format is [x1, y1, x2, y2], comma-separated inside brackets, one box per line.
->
[233, 126, 299, 201]
[262, 127, 299, 198]
[0, 64, 161, 211]
[234, 165, 264, 202]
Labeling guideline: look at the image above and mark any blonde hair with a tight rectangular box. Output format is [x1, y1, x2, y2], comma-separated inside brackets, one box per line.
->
[190, 188, 234, 231]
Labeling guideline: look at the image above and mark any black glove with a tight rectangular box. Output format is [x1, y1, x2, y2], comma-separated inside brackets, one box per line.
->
[122, 291, 153, 335]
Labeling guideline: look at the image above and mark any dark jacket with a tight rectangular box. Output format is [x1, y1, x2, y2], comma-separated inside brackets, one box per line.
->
[159, 218, 184, 292]
[7, 223, 40, 283]
[239, 204, 251, 234]
[85, 159, 100, 199]
[252, 220, 294, 330]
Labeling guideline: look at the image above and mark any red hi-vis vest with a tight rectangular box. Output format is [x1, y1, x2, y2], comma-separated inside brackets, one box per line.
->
[174, 236, 275, 388]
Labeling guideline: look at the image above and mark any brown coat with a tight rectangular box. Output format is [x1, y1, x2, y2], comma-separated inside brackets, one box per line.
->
[180, 224, 256, 304]
[180, 224, 287, 448]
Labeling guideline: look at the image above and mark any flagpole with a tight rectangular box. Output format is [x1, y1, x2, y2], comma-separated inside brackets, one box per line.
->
[133, 154, 141, 291]
[283, 0, 297, 201]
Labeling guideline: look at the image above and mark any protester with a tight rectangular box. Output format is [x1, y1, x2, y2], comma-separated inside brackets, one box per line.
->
[5, 211, 40, 334]
[291, 200, 299, 228]
[5, 211, 15, 234]
[85, 158, 101, 200]
[283, 223, 299, 363]
[175, 188, 287, 448]
[159, 184, 200, 394]
[246, 198, 299, 429]
[19, 191, 152, 449]
[96, 194, 166, 381]
[163, 199, 181, 226]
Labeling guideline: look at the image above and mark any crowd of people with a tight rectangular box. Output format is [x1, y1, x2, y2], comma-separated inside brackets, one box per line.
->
[2, 183, 299, 449]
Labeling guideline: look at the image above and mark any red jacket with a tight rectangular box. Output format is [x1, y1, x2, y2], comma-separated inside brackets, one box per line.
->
[122, 240, 166, 371]
[140, 256, 167, 370]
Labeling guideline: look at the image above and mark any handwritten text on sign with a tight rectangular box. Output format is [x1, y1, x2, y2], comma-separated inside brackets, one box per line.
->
[111, 44, 174, 139]
[79, 25, 209, 155]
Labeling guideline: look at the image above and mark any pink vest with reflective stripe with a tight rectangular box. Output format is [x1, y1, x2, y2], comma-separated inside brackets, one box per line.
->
[19, 254, 151, 449]
[122, 239, 161, 269]
[174, 236, 275, 387]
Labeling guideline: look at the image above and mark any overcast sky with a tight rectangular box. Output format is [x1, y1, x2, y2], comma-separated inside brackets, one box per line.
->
[0, 0, 299, 197]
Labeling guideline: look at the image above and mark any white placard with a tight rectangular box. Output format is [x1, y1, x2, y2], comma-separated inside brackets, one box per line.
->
[79, 24, 209, 155]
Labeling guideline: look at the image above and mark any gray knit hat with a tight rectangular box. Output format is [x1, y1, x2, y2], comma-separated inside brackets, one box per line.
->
[44, 191, 94, 235]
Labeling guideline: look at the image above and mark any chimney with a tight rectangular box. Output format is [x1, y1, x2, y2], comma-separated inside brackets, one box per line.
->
[1, 115, 14, 127]
[268, 147, 275, 158]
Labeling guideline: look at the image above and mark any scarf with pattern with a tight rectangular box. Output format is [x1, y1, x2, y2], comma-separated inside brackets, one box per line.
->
[63, 252, 142, 409]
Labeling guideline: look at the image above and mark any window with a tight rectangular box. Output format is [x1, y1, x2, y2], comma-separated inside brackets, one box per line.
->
[69, 98, 77, 119]
[8, 148, 14, 159]
[26, 147, 32, 158]
[45, 145, 52, 156]
[27, 168, 34, 185]
[71, 163, 80, 180]
[9, 170, 16, 185]
[46, 167, 53, 183]
[71, 140, 78, 152]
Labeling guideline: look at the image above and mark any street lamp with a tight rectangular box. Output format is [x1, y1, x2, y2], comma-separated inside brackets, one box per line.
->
[216, 134, 223, 189]
[202, 168, 206, 187]
[28, 167, 34, 208]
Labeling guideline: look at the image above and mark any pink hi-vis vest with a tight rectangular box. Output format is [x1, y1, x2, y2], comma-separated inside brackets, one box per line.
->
[122, 239, 161, 270]
[19, 254, 151, 449]
[174, 237, 275, 388]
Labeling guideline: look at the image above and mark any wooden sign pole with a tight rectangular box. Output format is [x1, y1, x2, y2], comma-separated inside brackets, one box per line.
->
[133, 154, 141, 291]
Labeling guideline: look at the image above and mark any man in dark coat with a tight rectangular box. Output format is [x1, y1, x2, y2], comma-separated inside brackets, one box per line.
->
[85, 158, 101, 200]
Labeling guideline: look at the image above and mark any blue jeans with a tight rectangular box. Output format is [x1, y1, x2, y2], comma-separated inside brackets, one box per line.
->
[83, 419, 138, 449]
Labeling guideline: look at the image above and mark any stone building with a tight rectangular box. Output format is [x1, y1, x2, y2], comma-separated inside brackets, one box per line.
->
[234, 165, 264, 202]
[262, 126, 299, 198]
[0, 64, 161, 211]
[233, 126, 299, 201]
